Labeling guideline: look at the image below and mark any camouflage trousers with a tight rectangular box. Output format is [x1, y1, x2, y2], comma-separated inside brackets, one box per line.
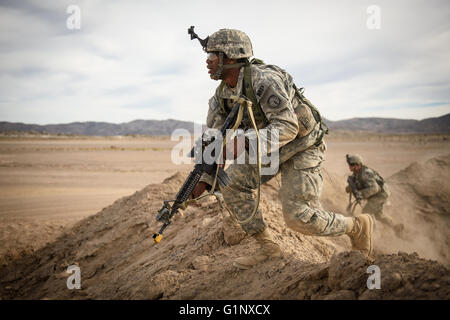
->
[362, 193, 395, 227]
[220, 139, 349, 237]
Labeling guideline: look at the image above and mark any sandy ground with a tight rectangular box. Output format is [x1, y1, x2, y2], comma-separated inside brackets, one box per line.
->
[0, 133, 448, 258]
[0, 136, 190, 220]
[0, 132, 449, 300]
[0, 135, 188, 263]
[1, 133, 448, 221]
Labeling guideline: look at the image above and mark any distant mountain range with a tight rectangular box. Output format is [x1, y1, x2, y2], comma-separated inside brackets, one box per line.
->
[0, 119, 203, 136]
[324, 113, 450, 133]
[1, 113, 449, 135]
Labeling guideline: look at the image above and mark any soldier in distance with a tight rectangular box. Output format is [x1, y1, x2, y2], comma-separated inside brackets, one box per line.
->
[346, 154, 405, 237]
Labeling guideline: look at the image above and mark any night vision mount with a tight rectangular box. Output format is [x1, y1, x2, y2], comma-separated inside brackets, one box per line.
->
[188, 26, 209, 51]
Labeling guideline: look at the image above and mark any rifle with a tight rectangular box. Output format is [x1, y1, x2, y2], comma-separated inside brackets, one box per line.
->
[346, 176, 361, 216]
[152, 101, 242, 247]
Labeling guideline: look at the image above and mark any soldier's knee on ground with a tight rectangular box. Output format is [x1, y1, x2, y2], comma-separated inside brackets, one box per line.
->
[221, 182, 267, 236]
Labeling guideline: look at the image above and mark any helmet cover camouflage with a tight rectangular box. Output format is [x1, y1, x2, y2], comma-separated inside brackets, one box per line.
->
[346, 154, 363, 165]
[207, 29, 253, 59]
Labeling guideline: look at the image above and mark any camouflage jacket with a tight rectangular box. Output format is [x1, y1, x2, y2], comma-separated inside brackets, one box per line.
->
[350, 165, 387, 199]
[206, 63, 318, 155]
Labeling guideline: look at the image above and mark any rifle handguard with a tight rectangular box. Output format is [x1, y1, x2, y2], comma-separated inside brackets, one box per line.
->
[216, 167, 231, 187]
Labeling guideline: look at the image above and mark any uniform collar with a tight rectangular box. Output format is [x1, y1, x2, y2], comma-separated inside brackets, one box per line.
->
[218, 67, 245, 100]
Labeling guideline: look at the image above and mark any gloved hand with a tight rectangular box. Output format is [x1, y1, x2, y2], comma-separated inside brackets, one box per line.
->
[191, 181, 211, 199]
[354, 191, 363, 201]
[345, 185, 352, 193]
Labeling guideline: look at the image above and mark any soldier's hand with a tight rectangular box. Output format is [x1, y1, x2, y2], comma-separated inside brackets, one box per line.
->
[191, 181, 210, 199]
[355, 191, 363, 201]
[345, 185, 352, 193]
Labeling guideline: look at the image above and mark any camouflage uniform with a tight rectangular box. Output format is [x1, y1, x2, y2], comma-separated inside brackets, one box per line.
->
[205, 63, 349, 237]
[348, 165, 395, 226]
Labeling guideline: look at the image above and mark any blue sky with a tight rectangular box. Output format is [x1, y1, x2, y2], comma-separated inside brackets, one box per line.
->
[0, 0, 449, 125]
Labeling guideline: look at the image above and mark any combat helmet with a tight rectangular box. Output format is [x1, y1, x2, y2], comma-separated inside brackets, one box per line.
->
[188, 26, 253, 79]
[206, 29, 253, 59]
[346, 154, 363, 166]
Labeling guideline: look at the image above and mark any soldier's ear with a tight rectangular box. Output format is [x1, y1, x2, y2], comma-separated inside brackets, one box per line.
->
[224, 57, 237, 64]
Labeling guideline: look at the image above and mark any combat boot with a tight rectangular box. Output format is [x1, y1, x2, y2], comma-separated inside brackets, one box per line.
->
[233, 229, 281, 270]
[347, 214, 374, 257]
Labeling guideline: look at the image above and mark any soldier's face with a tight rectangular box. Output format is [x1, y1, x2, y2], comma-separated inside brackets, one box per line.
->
[206, 52, 235, 80]
[349, 164, 360, 173]
[206, 52, 219, 79]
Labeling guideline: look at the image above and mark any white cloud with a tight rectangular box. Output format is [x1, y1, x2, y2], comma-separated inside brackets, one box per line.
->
[0, 0, 449, 124]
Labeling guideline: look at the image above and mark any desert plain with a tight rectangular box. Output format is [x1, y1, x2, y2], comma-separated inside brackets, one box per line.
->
[0, 131, 449, 299]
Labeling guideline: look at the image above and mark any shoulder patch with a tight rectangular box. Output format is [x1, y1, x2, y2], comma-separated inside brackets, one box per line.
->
[268, 95, 281, 108]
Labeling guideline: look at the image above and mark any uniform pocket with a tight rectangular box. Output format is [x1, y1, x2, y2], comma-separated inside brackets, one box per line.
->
[294, 207, 315, 223]
[294, 103, 316, 137]
[292, 146, 324, 170]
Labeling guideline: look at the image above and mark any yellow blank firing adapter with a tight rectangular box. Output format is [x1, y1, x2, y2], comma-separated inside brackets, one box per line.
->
[152, 233, 163, 246]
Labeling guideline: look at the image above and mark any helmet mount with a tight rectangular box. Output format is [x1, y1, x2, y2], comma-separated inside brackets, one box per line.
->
[188, 26, 209, 51]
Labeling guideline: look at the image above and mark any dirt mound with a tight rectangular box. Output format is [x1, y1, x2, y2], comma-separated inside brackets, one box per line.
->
[374, 154, 450, 264]
[0, 172, 346, 299]
[0, 218, 80, 268]
[278, 251, 449, 300]
[389, 155, 450, 217]
[1, 156, 449, 299]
